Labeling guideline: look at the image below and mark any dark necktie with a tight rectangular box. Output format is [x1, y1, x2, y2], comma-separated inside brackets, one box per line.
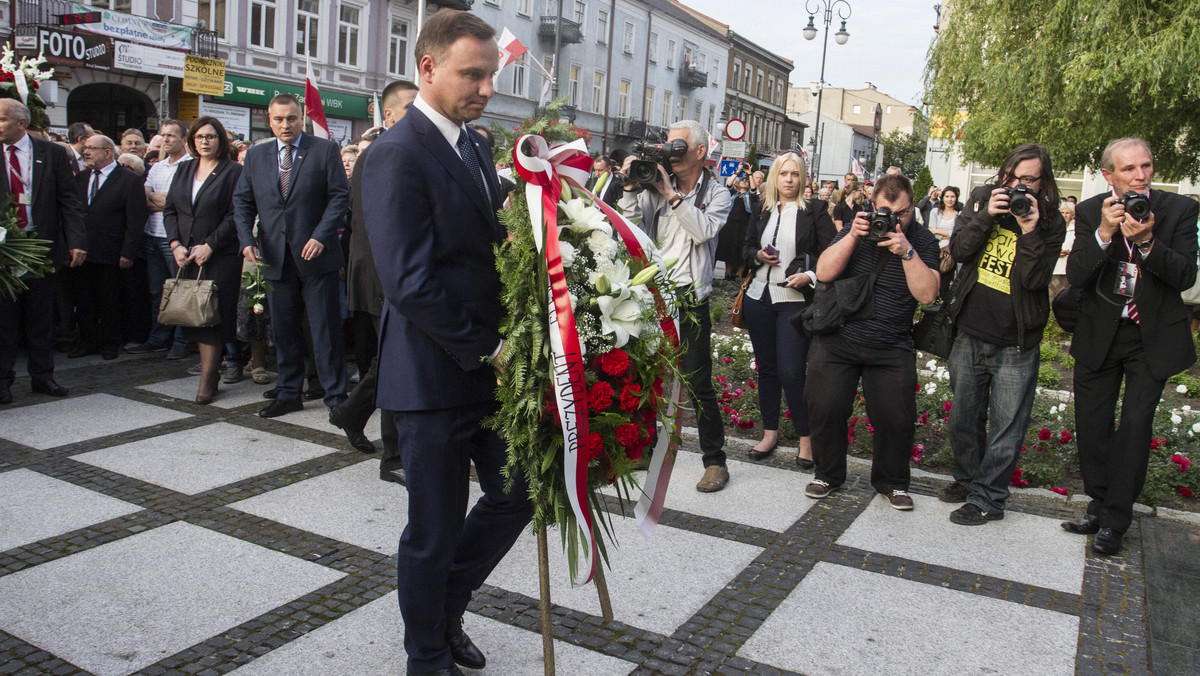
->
[279, 144, 294, 200]
[89, 169, 101, 204]
[7, 145, 27, 229]
[456, 129, 487, 202]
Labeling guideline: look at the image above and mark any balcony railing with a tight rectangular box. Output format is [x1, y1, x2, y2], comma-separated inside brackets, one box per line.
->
[15, 0, 219, 58]
[430, 0, 475, 10]
[538, 16, 584, 45]
[679, 63, 708, 90]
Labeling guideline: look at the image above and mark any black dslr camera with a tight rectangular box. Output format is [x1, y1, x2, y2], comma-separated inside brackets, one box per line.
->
[1115, 190, 1152, 221]
[866, 207, 898, 243]
[629, 139, 688, 189]
[1004, 185, 1036, 217]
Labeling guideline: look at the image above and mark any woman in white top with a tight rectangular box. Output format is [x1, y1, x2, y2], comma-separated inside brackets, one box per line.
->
[926, 185, 962, 246]
[1049, 201, 1076, 298]
[740, 152, 836, 468]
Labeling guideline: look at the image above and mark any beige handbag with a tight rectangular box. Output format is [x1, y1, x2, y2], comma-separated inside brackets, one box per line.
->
[158, 264, 220, 327]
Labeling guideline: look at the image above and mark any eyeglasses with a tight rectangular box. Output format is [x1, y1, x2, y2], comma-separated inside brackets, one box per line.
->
[194, 134, 219, 142]
[82, 145, 108, 151]
[1016, 175, 1042, 186]
[892, 207, 913, 219]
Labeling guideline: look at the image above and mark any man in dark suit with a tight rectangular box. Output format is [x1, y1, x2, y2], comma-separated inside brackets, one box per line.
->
[1064, 137, 1199, 555]
[235, 94, 351, 418]
[69, 135, 147, 361]
[330, 79, 419, 473]
[362, 11, 532, 675]
[0, 100, 86, 404]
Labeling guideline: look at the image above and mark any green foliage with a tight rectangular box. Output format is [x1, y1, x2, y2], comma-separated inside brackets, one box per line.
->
[913, 165, 934, 201]
[879, 113, 929, 178]
[1037, 364, 1061, 388]
[925, 0, 1200, 180]
[746, 145, 759, 169]
[1169, 372, 1200, 397]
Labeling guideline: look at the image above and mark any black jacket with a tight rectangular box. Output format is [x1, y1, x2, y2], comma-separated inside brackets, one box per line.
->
[345, 143, 384, 316]
[75, 163, 148, 265]
[742, 198, 836, 300]
[0, 136, 85, 267]
[947, 184, 1067, 351]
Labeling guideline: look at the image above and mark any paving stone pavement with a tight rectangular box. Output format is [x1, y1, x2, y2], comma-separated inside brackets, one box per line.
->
[0, 351, 1179, 675]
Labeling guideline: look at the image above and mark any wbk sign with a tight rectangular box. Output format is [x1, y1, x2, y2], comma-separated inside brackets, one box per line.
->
[37, 28, 114, 69]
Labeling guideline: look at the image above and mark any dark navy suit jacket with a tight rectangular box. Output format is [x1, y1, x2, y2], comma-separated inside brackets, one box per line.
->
[234, 133, 350, 280]
[362, 106, 506, 412]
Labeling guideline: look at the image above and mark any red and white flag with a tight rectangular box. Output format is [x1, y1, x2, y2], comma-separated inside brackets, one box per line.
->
[706, 131, 720, 158]
[494, 28, 528, 86]
[851, 156, 866, 180]
[305, 57, 330, 140]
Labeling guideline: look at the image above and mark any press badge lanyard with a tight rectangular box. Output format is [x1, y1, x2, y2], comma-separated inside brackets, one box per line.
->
[1111, 187, 1148, 303]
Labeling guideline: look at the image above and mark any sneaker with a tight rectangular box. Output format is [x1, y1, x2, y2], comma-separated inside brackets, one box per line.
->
[126, 341, 167, 354]
[186, 361, 203, 376]
[166, 343, 189, 360]
[937, 482, 970, 504]
[882, 490, 914, 511]
[804, 479, 834, 499]
[695, 465, 729, 493]
[349, 368, 361, 384]
[949, 502, 1004, 525]
[222, 365, 245, 384]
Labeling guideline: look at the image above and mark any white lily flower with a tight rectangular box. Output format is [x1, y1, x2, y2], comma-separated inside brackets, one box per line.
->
[561, 198, 612, 236]
[559, 241, 577, 268]
[1172, 413, 1183, 424]
[596, 289, 643, 348]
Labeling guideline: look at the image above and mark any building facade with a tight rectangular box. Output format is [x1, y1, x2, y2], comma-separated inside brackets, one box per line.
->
[787, 82, 916, 136]
[721, 31, 790, 156]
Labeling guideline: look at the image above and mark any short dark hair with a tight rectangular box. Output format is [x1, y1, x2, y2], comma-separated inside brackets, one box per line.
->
[382, 80, 418, 108]
[992, 143, 1061, 213]
[269, 93, 302, 110]
[414, 10, 496, 64]
[187, 116, 232, 159]
[121, 128, 145, 141]
[160, 119, 186, 137]
[872, 174, 914, 206]
[67, 122, 92, 144]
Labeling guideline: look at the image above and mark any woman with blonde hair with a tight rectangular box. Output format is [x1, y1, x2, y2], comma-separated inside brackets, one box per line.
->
[741, 152, 836, 468]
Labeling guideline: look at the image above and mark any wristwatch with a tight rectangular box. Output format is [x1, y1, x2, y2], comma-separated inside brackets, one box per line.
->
[900, 247, 916, 261]
[1137, 237, 1154, 254]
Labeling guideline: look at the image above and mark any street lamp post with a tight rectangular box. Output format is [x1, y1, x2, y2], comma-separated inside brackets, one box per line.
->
[802, 0, 851, 184]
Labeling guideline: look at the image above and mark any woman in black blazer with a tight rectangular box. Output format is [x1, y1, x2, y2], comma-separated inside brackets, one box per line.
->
[740, 152, 837, 468]
[717, 174, 760, 280]
[164, 117, 244, 404]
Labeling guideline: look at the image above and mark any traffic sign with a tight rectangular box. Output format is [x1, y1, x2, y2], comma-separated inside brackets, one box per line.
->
[724, 118, 746, 141]
[719, 159, 741, 177]
[722, 140, 747, 158]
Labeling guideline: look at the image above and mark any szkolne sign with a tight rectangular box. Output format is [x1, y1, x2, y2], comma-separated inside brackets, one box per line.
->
[182, 55, 227, 96]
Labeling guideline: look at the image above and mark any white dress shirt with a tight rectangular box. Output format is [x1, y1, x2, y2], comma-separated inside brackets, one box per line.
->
[2, 133, 34, 232]
[85, 160, 118, 205]
[412, 95, 492, 204]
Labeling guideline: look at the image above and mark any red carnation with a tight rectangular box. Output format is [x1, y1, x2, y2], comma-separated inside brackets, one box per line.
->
[587, 381, 614, 412]
[915, 382, 922, 393]
[943, 401, 953, 413]
[1059, 430, 1073, 444]
[615, 423, 640, 449]
[1180, 486, 1195, 498]
[582, 432, 604, 462]
[785, 409, 792, 420]
[1051, 487, 1068, 496]
[1151, 439, 1161, 450]
[598, 349, 631, 377]
[1038, 428, 1052, 441]
[722, 405, 732, 414]
[849, 417, 860, 428]
[736, 418, 755, 429]
[652, 377, 664, 397]
[619, 383, 642, 412]
[1010, 467, 1028, 487]
[748, 379, 757, 390]
[543, 395, 561, 427]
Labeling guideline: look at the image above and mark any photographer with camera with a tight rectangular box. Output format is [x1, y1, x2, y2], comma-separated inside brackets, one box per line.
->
[1063, 138, 1199, 555]
[620, 120, 733, 493]
[802, 174, 940, 509]
[939, 144, 1067, 526]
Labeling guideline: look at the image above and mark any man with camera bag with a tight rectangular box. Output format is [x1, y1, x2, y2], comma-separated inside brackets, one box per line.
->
[803, 174, 940, 509]
[1064, 138, 1198, 556]
[619, 120, 733, 492]
[939, 144, 1067, 526]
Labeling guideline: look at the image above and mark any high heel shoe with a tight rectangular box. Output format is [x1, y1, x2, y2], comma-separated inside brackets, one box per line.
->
[196, 373, 220, 405]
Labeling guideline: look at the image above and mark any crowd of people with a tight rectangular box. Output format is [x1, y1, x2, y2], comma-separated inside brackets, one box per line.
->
[2, 8, 1199, 674]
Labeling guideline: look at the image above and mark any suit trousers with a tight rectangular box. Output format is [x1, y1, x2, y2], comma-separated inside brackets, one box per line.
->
[391, 400, 532, 671]
[0, 272, 58, 388]
[70, 262, 122, 349]
[266, 252, 347, 407]
[742, 294, 811, 435]
[681, 293, 726, 467]
[805, 333, 917, 493]
[1073, 321, 1166, 533]
[340, 313, 399, 468]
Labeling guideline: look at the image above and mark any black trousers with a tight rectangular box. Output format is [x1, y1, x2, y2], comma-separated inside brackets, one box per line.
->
[0, 272, 58, 388]
[1073, 322, 1166, 533]
[340, 313, 399, 467]
[266, 252, 346, 407]
[680, 293, 725, 467]
[70, 262, 122, 349]
[805, 333, 916, 493]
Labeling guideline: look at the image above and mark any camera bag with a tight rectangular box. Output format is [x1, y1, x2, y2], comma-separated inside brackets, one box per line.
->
[794, 253, 890, 337]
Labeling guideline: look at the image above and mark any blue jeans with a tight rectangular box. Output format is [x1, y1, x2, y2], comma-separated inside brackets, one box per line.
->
[743, 293, 811, 435]
[145, 235, 186, 348]
[948, 331, 1040, 512]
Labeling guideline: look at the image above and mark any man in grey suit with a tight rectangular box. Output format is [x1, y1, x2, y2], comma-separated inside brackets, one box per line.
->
[234, 94, 351, 418]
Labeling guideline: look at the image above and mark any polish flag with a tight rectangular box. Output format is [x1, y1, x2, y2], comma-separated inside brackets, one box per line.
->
[494, 28, 527, 86]
[706, 131, 720, 158]
[305, 57, 330, 140]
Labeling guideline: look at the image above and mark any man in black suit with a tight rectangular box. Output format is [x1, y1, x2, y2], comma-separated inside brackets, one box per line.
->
[0, 100, 86, 404]
[69, 135, 147, 361]
[330, 79, 418, 472]
[362, 11, 532, 675]
[66, 121, 92, 175]
[235, 94, 351, 418]
[1064, 137, 1199, 555]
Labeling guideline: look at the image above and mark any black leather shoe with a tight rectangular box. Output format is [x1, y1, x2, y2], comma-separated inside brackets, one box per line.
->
[101, 345, 119, 360]
[31, 380, 69, 397]
[795, 454, 815, 470]
[259, 398, 303, 418]
[304, 380, 325, 401]
[68, 343, 96, 359]
[406, 665, 463, 676]
[1092, 528, 1124, 556]
[0, 386, 11, 405]
[263, 387, 278, 399]
[447, 626, 486, 670]
[1061, 514, 1100, 535]
[747, 442, 777, 461]
[380, 467, 407, 485]
[329, 405, 376, 453]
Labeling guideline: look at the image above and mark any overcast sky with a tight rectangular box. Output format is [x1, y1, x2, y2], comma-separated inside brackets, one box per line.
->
[679, 0, 940, 106]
